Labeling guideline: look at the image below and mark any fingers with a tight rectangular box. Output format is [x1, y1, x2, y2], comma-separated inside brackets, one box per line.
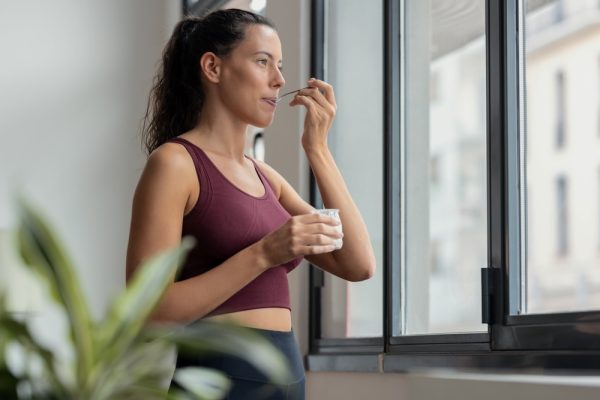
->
[280, 212, 342, 257]
[295, 212, 339, 226]
[307, 78, 337, 109]
[304, 244, 338, 255]
[291, 213, 342, 242]
[294, 86, 328, 109]
[285, 232, 338, 257]
[289, 78, 337, 114]
[303, 223, 343, 239]
[288, 93, 317, 111]
[293, 237, 338, 253]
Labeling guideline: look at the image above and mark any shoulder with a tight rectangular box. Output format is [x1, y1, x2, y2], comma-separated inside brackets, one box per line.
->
[148, 141, 193, 171]
[138, 141, 196, 197]
[143, 141, 198, 185]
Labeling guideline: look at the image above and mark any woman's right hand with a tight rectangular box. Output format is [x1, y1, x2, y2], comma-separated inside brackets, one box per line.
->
[258, 213, 343, 268]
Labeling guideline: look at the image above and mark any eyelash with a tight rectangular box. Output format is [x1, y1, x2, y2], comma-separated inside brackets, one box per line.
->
[258, 59, 283, 72]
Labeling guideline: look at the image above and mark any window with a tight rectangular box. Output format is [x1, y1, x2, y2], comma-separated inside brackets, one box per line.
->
[556, 175, 568, 256]
[317, 0, 384, 339]
[523, 0, 600, 315]
[308, 0, 600, 373]
[554, 0, 565, 22]
[403, 0, 487, 336]
[252, 132, 265, 162]
[555, 70, 566, 148]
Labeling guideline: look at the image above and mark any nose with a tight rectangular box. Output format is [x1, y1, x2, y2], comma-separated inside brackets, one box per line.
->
[272, 66, 285, 88]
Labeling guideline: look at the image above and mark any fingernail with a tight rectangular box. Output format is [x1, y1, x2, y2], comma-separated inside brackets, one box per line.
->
[309, 77, 316, 81]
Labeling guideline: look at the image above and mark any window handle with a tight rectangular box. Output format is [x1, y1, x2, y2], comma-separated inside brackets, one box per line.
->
[481, 267, 495, 324]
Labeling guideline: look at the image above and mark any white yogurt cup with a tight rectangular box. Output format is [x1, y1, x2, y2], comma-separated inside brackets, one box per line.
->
[311, 208, 343, 250]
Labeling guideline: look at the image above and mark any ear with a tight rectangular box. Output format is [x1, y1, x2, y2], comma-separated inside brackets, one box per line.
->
[199, 52, 222, 84]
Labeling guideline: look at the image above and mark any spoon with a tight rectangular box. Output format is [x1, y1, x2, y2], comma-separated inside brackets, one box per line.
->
[274, 87, 311, 104]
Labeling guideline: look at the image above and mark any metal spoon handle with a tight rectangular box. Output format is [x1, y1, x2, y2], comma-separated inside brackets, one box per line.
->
[275, 87, 310, 103]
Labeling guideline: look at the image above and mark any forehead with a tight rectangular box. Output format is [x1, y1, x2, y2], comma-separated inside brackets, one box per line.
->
[234, 24, 282, 60]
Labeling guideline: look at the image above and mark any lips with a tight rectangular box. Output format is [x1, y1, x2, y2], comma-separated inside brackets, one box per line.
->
[262, 98, 277, 107]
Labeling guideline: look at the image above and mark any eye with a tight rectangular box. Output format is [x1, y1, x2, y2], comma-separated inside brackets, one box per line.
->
[257, 59, 268, 65]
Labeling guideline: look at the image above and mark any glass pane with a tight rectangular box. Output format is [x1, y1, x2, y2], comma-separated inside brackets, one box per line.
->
[522, 0, 600, 314]
[320, 0, 383, 338]
[402, 0, 488, 335]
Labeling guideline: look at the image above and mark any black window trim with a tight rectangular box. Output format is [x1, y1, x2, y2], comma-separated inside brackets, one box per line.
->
[183, 0, 229, 16]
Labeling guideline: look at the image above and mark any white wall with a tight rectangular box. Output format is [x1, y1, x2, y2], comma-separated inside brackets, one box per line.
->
[0, 0, 179, 317]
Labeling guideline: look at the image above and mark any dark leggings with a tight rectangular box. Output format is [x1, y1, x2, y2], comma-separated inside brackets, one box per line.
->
[169, 325, 306, 400]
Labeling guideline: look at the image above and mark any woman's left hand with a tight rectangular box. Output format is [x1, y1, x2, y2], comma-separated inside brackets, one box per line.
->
[288, 78, 337, 152]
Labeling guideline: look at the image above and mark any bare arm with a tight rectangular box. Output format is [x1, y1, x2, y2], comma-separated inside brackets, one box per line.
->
[280, 77, 376, 281]
[257, 159, 375, 282]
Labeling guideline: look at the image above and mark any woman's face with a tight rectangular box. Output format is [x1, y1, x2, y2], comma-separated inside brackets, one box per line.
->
[218, 24, 285, 128]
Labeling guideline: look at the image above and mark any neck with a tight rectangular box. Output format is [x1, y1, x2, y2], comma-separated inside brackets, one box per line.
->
[187, 98, 249, 162]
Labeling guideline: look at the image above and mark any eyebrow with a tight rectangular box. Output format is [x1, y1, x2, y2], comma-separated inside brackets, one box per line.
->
[253, 51, 283, 65]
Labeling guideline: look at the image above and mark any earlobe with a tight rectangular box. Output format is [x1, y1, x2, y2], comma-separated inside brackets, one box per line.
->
[199, 52, 221, 84]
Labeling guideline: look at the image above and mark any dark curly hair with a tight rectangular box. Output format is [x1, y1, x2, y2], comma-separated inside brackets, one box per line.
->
[141, 9, 275, 155]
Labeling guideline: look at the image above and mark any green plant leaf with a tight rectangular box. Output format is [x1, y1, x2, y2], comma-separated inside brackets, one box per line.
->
[172, 367, 231, 400]
[89, 337, 175, 400]
[0, 310, 68, 398]
[0, 365, 19, 400]
[16, 195, 95, 387]
[0, 296, 19, 399]
[166, 389, 202, 400]
[94, 237, 195, 375]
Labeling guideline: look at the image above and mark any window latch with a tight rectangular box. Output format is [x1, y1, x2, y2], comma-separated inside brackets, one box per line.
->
[481, 267, 495, 324]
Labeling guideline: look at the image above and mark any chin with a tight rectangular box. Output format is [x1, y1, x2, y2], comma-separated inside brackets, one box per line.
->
[249, 117, 274, 128]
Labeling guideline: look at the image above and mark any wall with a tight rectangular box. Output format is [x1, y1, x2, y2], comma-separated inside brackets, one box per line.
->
[0, 0, 180, 362]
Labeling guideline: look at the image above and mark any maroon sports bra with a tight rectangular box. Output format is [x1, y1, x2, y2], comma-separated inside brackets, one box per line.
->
[167, 137, 303, 317]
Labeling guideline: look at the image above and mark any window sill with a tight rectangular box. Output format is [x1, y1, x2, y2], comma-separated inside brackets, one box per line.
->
[306, 351, 600, 374]
[305, 354, 381, 372]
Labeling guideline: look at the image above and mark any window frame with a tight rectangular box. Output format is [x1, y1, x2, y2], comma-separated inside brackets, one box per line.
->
[183, 0, 228, 15]
[555, 70, 566, 149]
[307, 0, 600, 373]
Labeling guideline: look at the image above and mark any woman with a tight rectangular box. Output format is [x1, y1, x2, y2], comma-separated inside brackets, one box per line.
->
[126, 8, 376, 400]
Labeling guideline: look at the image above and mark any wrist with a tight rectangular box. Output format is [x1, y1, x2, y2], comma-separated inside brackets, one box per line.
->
[303, 144, 330, 159]
[250, 239, 271, 272]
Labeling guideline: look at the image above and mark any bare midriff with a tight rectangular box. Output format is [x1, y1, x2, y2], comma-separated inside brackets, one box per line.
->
[203, 307, 292, 332]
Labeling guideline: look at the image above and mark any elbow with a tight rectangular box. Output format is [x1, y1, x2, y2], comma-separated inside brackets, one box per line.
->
[145, 312, 176, 328]
[144, 304, 169, 326]
[349, 259, 376, 282]
[145, 305, 186, 328]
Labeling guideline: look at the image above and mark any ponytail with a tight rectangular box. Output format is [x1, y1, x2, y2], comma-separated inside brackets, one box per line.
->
[141, 9, 275, 156]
